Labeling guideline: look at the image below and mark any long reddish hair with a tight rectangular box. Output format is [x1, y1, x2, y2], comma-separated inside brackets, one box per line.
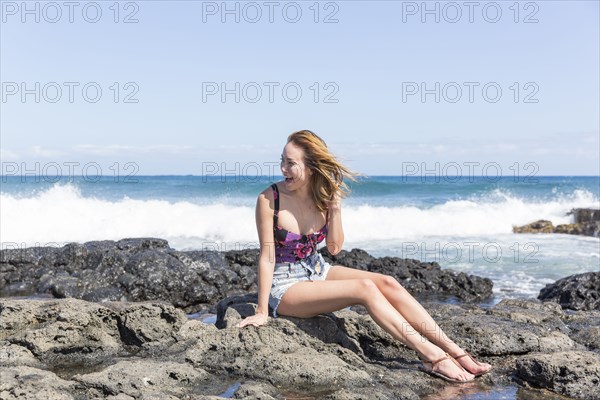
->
[287, 130, 363, 212]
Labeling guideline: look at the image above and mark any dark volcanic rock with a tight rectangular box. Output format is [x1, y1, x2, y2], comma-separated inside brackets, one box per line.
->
[513, 220, 555, 234]
[513, 208, 600, 237]
[2, 297, 600, 399]
[113, 302, 188, 350]
[0, 238, 256, 313]
[0, 299, 190, 369]
[72, 360, 211, 399]
[515, 351, 600, 400]
[569, 208, 600, 224]
[185, 315, 375, 391]
[563, 308, 600, 350]
[1, 298, 123, 367]
[1, 238, 493, 311]
[538, 272, 600, 311]
[438, 299, 578, 356]
[194, 301, 428, 399]
[0, 366, 77, 400]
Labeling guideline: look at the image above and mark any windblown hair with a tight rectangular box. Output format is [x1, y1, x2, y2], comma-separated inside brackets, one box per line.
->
[287, 130, 364, 213]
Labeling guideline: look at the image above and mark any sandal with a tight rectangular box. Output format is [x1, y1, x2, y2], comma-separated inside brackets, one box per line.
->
[418, 352, 475, 383]
[452, 351, 493, 377]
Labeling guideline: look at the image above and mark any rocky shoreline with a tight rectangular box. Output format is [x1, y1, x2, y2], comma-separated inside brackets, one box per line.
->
[1, 239, 599, 399]
[513, 208, 600, 237]
[0, 238, 493, 314]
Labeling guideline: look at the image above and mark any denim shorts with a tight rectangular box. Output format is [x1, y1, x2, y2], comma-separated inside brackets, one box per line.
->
[268, 252, 333, 318]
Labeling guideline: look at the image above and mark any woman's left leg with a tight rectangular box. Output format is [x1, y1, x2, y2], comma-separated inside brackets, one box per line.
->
[325, 264, 492, 375]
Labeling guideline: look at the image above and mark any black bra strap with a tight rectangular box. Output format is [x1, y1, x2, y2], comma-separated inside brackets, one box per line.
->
[271, 184, 279, 227]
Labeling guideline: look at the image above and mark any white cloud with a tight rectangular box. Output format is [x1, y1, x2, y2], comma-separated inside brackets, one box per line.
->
[32, 146, 66, 158]
[212, 143, 278, 154]
[330, 135, 600, 161]
[18, 143, 280, 160]
[582, 133, 600, 144]
[73, 144, 196, 156]
[332, 140, 518, 157]
[0, 148, 20, 160]
[71, 143, 283, 157]
[530, 147, 599, 157]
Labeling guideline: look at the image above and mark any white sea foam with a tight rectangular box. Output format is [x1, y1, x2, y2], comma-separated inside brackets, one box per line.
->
[1, 183, 598, 249]
[2, 182, 598, 300]
[0, 183, 257, 249]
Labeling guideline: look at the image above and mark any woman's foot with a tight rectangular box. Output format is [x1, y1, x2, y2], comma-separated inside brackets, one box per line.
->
[450, 351, 492, 376]
[419, 352, 475, 383]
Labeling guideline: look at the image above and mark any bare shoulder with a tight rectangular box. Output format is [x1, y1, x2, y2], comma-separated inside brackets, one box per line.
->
[258, 182, 273, 198]
[256, 182, 279, 209]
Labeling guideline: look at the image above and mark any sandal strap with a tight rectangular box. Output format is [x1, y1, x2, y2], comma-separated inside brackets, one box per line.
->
[429, 353, 453, 368]
[454, 351, 483, 366]
[422, 352, 466, 370]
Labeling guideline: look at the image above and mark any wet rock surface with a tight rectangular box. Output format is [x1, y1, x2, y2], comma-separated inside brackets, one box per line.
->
[0, 366, 77, 400]
[0, 238, 493, 312]
[1, 296, 599, 399]
[72, 360, 211, 399]
[515, 351, 600, 400]
[513, 208, 600, 237]
[1, 238, 598, 399]
[513, 219, 556, 234]
[538, 272, 600, 311]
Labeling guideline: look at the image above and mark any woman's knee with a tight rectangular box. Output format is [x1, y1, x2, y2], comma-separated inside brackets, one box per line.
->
[379, 274, 405, 291]
[355, 278, 383, 303]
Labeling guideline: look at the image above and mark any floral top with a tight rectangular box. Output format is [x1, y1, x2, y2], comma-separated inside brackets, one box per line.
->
[271, 183, 328, 263]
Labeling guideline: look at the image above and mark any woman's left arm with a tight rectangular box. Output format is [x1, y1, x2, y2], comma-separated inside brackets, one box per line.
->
[326, 194, 344, 255]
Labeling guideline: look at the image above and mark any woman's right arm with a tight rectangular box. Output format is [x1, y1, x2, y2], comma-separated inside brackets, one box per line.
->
[238, 188, 275, 328]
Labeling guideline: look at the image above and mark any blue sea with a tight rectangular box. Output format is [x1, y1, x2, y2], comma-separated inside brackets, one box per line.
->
[1, 175, 599, 302]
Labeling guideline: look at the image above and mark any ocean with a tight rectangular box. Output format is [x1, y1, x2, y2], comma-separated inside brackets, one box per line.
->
[1, 175, 599, 303]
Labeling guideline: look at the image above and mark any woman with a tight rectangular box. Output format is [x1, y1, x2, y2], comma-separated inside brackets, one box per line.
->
[238, 130, 492, 383]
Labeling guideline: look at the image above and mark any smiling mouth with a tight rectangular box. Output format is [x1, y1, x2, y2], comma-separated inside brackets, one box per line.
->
[285, 177, 294, 183]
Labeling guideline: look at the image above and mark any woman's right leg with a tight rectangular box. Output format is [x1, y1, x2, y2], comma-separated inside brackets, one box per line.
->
[276, 278, 474, 382]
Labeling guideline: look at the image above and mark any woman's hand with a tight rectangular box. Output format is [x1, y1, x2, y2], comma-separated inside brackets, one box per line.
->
[238, 312, 268, 328]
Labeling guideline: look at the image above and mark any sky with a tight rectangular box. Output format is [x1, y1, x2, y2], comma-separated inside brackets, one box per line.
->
[1, 0, 599, 177]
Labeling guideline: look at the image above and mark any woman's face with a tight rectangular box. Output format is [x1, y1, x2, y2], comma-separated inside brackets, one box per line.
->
[280, 142, 313, 188]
